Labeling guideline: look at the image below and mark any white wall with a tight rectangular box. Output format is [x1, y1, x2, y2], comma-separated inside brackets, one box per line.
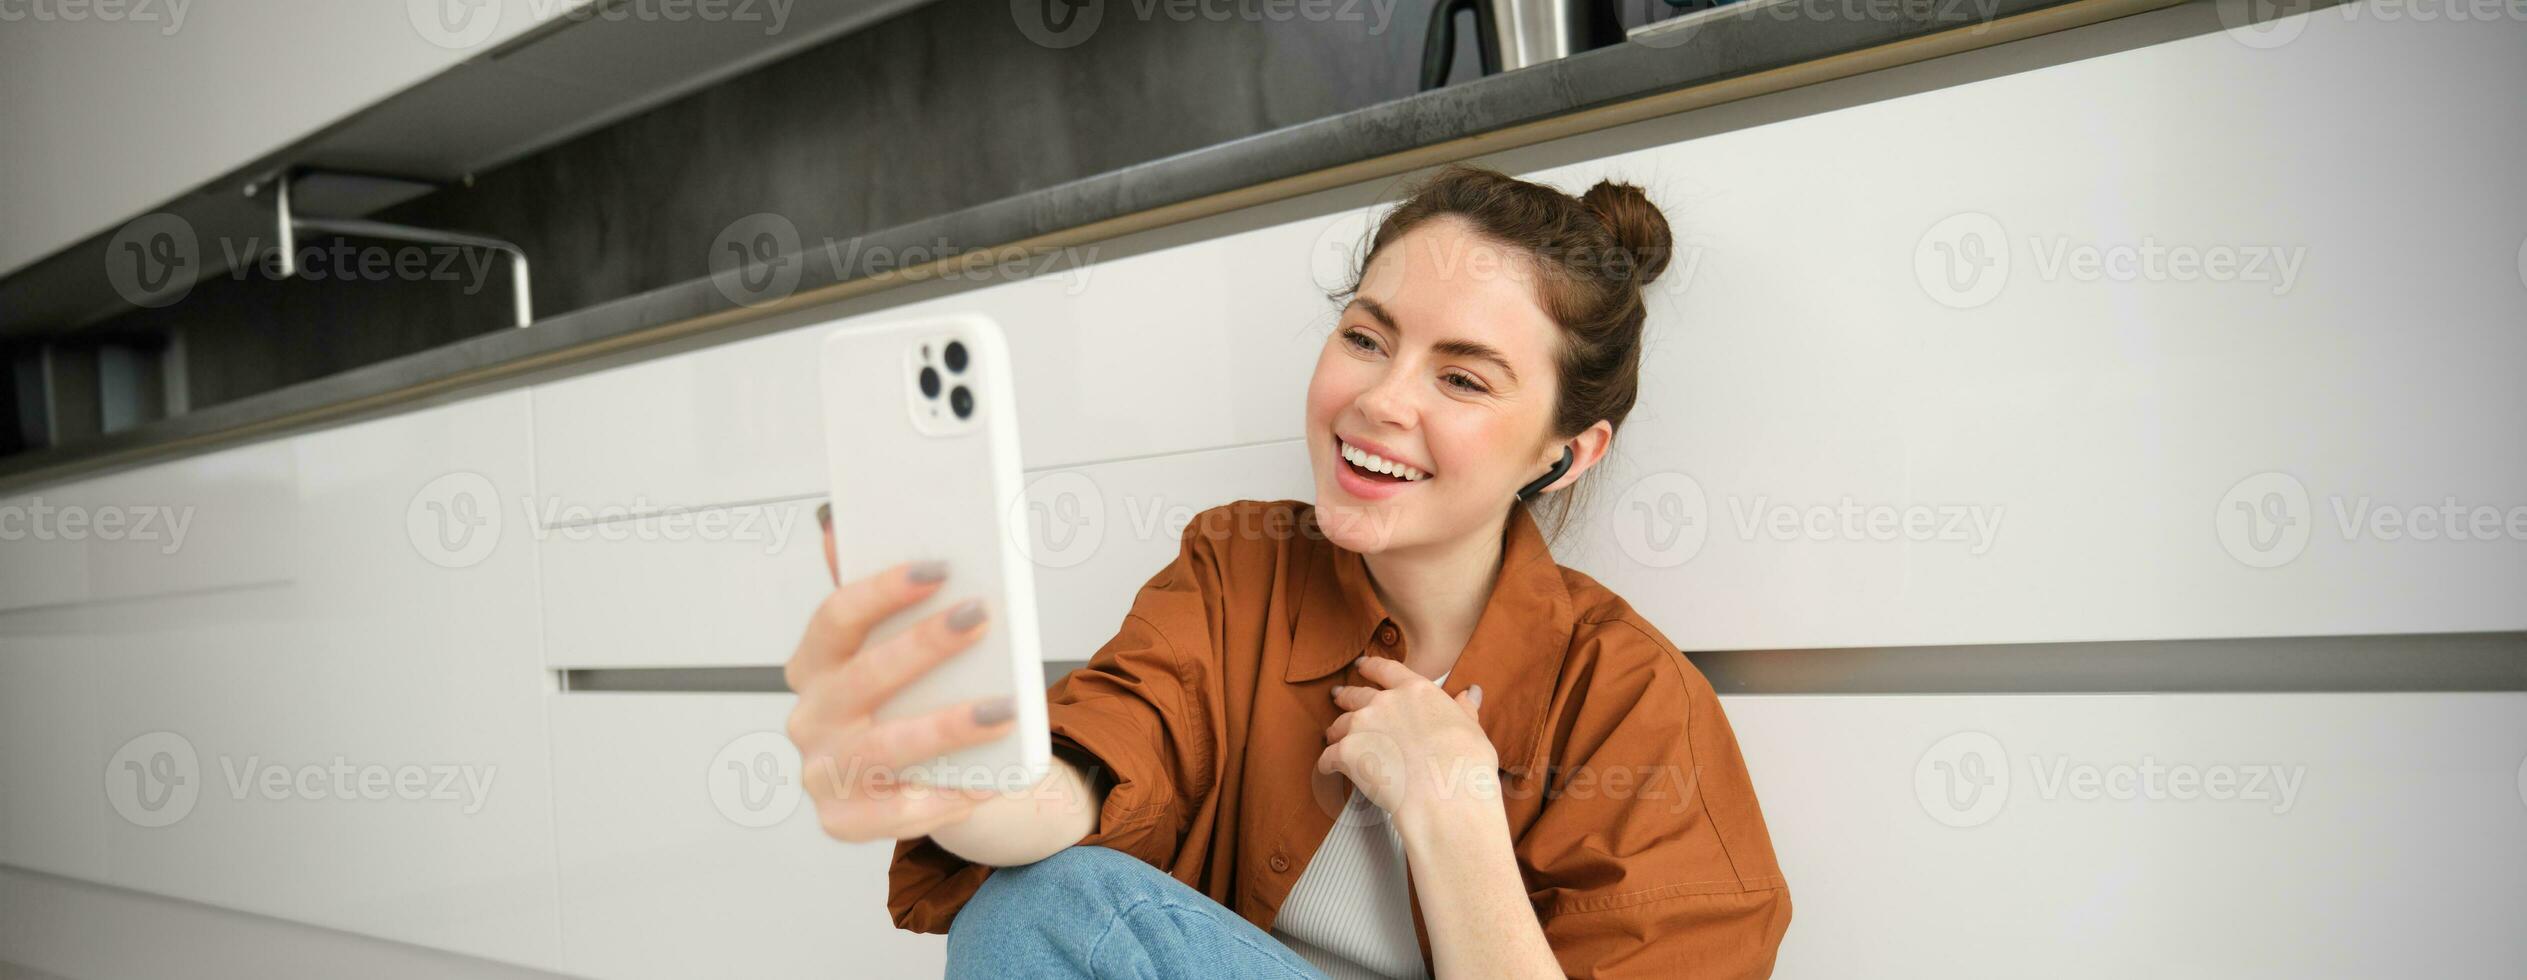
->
[2, 3, 2521, 977]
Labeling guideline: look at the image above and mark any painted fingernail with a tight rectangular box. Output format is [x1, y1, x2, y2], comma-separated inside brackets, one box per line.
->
[973, 696, 1015, 725]
[907, 560, 947, 584]
[816, 501, 832, 530]
[947, 598, 987, 630]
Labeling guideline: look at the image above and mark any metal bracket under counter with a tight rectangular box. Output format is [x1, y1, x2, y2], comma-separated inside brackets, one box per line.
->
[255, 169, 536, 330]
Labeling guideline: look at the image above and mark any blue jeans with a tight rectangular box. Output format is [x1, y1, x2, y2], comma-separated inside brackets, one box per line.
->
[946, 844, 1330, 979]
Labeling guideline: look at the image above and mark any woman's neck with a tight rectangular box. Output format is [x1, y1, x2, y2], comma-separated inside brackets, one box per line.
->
[1359, 512, 1508, 679]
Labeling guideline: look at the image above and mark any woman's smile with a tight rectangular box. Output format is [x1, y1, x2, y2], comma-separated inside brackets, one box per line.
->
[1332, 432, 1433, 500]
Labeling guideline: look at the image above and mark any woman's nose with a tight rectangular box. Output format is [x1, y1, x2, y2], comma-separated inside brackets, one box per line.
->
[1356, 373, 1416, 428]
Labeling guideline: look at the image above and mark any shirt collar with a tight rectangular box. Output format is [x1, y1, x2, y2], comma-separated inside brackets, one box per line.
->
[1287, 500, 1574, 776]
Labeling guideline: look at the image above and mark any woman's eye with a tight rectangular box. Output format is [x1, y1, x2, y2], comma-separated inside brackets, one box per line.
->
[1341, 328, 1379, 353]
[1446, 373, 1489, 394]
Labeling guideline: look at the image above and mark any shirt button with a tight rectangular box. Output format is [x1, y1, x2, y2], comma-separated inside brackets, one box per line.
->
[1376, 623, 1399, 646]
[1269, 854, 1290, 873]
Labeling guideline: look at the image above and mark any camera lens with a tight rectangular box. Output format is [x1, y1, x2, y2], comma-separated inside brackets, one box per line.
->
[944, 340, 968, 373]
[949, 385, 973, 419]
[919, 366, 941, 398]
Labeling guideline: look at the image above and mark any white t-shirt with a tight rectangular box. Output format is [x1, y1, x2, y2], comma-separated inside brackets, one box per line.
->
[1265, 670, 1449, 980]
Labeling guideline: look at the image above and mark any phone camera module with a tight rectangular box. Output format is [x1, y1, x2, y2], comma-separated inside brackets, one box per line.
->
[949, 385, 974, 419]
[944, 341, 968, 374]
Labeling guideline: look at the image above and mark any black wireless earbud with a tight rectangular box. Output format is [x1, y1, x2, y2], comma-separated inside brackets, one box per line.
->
[1515, 445, 1574, 502]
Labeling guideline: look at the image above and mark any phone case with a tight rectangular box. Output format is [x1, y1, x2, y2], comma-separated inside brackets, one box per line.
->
[820, 312, 1049, 792]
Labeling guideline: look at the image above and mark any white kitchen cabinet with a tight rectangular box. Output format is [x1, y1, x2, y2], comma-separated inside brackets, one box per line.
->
[0, 487, 92, 612]
[538, 437, 1313, 670]
[0, 621, 109, 882]
[530, 327, 832, 517]
[528, 217, 1327, 520]
[79, 437, 296, 602]
[1464, 8, 2527, 650]
[548, 693, 944, 979]
[83, 392, 566, 973]
[539, 499, 829, 669]
[1725, 689, 2527, 976]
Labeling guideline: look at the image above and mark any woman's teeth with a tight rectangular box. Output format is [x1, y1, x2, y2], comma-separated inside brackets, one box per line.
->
[1339, 439, 1428, 482]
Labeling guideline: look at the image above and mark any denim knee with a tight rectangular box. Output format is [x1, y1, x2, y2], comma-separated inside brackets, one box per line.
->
[956, 845, 1154, 931]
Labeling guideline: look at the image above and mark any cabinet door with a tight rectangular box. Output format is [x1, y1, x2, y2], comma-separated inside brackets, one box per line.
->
[539, 499, 828, 669]
[86, 392, 565, 973]
[539, 438, 1311, 670]
[550, 693, 946, 979]
[1724, 690, 2527, 976]
[0, 488, 90, 611]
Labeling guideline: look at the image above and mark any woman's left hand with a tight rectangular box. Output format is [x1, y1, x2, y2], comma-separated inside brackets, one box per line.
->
[1318, 656, 1499, 823]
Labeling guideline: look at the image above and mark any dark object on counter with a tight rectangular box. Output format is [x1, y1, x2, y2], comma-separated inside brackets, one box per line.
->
[1420, 0, 1636, 90]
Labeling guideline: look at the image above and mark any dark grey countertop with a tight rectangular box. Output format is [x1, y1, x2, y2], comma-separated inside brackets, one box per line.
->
[1, 0, 2157, 491]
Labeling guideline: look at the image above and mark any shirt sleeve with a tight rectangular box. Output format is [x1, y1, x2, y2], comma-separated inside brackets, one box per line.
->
[885, 519, 1224, 934]
[1522, 620, 1793, 978]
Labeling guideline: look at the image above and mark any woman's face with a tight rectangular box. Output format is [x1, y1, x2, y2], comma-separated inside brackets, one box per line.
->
[1306, 216, 1569, 555]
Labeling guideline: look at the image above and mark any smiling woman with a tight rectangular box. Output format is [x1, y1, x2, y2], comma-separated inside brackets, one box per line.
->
[789, 164, 1791, 979]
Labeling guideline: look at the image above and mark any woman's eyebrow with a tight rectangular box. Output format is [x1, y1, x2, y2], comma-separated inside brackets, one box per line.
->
[1350, 297, 1522, 387]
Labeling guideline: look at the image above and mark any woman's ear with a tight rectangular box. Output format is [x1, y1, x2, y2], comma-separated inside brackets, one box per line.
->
[1541, 421, 1616, 495]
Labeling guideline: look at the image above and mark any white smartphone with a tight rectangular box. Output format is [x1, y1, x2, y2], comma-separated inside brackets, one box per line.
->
[819, 312, 1049, 793]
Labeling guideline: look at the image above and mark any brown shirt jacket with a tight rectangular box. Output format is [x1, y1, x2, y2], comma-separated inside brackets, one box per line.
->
[890, 498, 1792, 978]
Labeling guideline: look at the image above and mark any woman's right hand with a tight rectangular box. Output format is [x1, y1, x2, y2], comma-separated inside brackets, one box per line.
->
[784, 548, 1016, 844]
